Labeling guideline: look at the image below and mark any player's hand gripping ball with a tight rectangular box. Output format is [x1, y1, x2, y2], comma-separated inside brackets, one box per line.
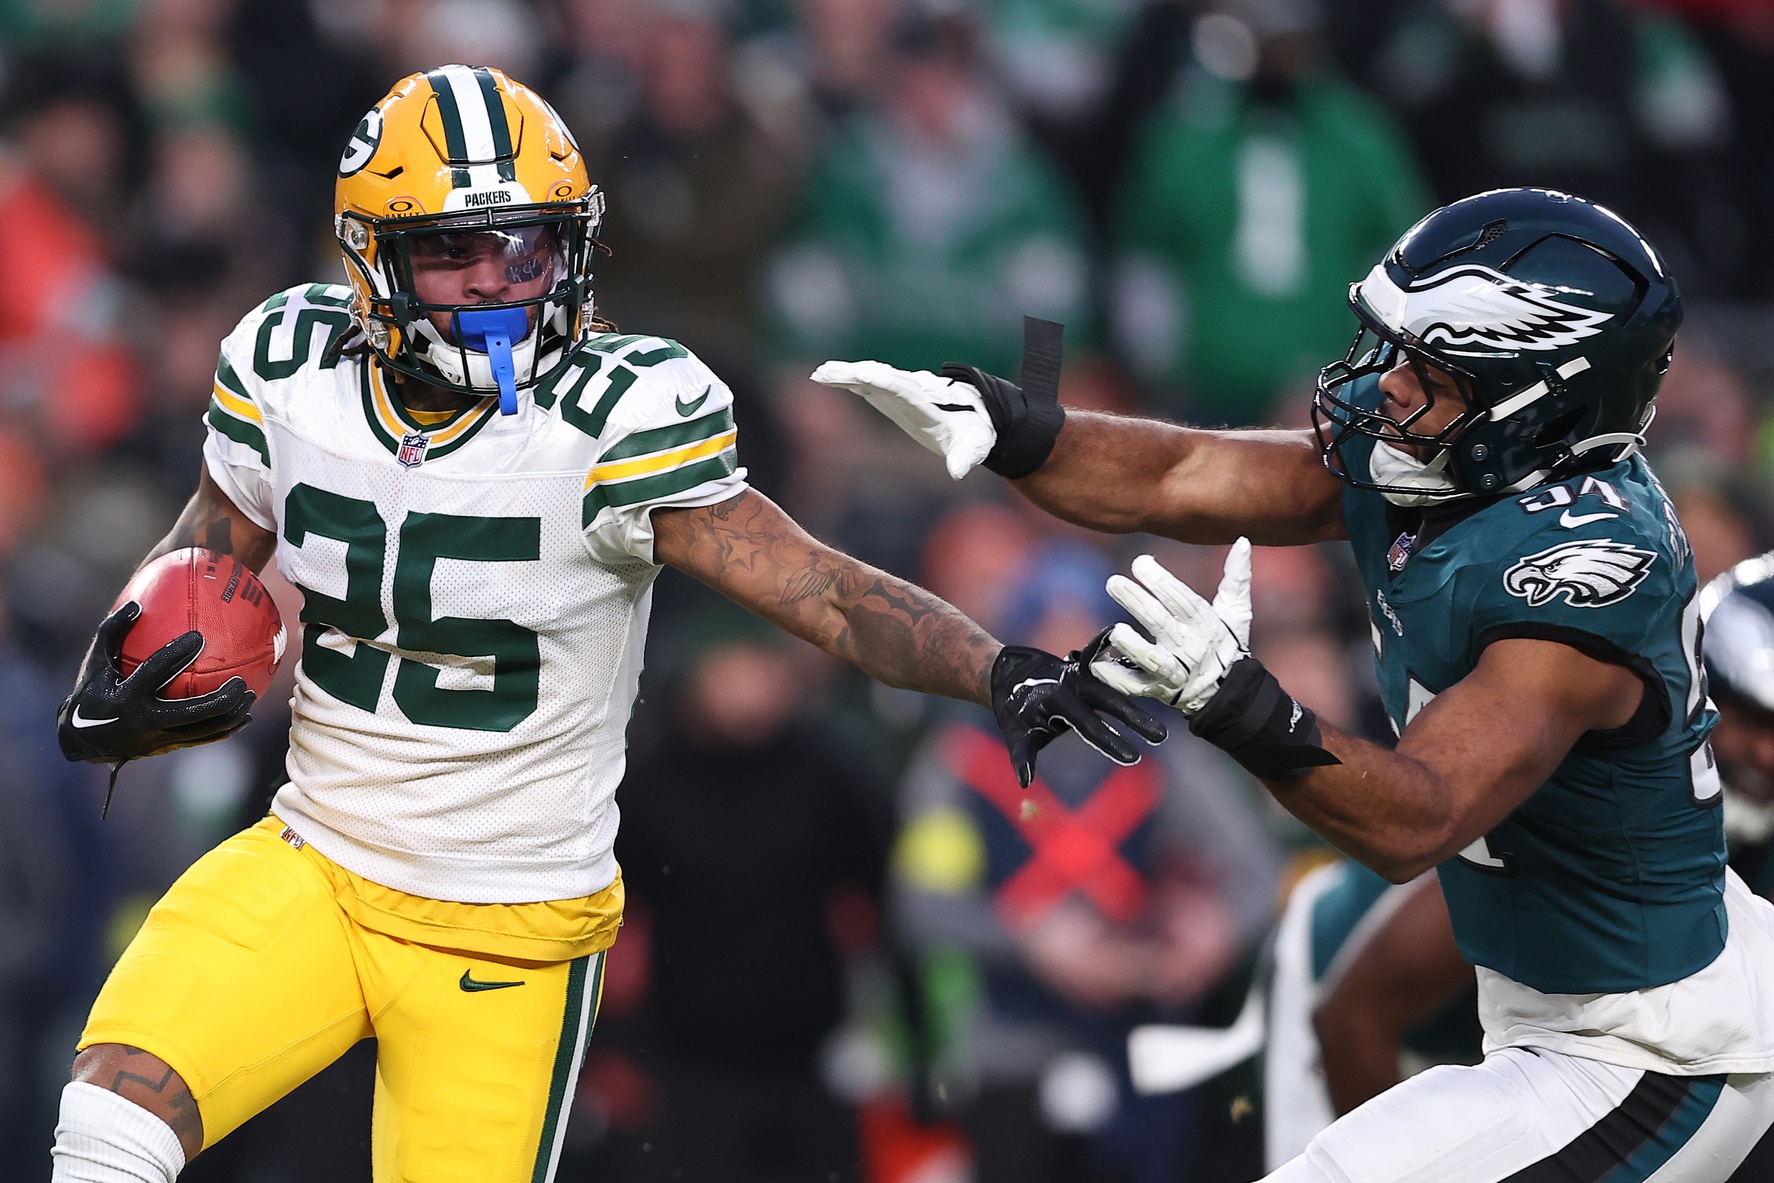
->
[57, 549, 281, 765]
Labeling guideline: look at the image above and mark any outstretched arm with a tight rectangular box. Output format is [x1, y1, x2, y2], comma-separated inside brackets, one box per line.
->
[1095, 549, 1643, 882]
[1016, 413, 1346, 545]
[811, 361, 1344, 546]
[653, 490, 1166, 784]
[1264, 638, 1640, 882]
[652, 489, 998, 703]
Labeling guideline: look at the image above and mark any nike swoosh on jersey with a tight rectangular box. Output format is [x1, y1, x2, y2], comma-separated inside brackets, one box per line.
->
[69, 708, 118, 729]
[1559, 510, 1619, 528]
[675, 386, 711, 417]
[1013, 677, 1060, 695]
[459, 969, 525, 992]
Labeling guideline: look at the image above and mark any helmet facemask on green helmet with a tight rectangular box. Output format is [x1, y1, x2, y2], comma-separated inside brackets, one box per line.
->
[1314, 188, 1681, 506]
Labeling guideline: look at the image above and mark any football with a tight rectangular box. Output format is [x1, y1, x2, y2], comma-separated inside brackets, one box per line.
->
[113, 547, 286, 699]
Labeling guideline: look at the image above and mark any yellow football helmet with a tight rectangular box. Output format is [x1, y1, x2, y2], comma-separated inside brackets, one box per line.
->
[333, 65, 605, 406]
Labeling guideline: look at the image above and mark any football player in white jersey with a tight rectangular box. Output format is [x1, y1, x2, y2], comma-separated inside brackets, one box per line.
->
[46, 67, 1163, 1183]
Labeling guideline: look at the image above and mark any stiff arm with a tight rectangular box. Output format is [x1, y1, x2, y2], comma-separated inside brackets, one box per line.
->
[653, 489, 999, 705]
[1015, 412, 1347, 546]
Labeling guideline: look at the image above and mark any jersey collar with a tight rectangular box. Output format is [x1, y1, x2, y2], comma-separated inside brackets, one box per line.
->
[360, 359, 498, 463]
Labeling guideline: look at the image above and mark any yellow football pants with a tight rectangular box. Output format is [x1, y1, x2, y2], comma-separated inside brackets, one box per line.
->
[80, 820, 606, 1182]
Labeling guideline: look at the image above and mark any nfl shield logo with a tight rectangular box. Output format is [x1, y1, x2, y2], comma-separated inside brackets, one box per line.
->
[397, 431, 430, 468]
[1386, 532, 1416, 573]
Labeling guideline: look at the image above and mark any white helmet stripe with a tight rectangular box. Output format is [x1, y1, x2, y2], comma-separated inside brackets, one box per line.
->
[438, 64, 500, 164]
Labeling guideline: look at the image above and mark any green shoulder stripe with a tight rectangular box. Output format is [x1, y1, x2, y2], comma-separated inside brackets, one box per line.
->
[582, 450, 737, 527]
[578, 334, 689, 368]
[600, 407, 734, 462]
[215, 355, 251, 400]
[208, 398, 269, 465]
[625, 341, 689, 368]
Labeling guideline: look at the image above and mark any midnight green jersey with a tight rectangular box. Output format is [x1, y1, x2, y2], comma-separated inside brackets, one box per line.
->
[1342, 431, 1724, 994]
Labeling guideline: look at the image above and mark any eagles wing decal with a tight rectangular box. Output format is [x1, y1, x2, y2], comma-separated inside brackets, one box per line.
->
[1360, 264, 1613, 353]
[1503, 541, 1656, 608]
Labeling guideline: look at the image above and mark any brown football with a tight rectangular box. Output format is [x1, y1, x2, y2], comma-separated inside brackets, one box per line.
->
[113, 548, 286, 699]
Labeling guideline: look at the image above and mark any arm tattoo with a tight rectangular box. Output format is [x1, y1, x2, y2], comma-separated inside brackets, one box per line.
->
[144, 469, 277, 573]
[658, 492, 999, 705]
[107, 1046, 202, 1150]
[202, 516, 232, 556]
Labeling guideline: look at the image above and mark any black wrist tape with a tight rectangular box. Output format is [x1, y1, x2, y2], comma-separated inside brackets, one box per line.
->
[942, 364, 1065, 478]
[1188, 657, 1341, 780]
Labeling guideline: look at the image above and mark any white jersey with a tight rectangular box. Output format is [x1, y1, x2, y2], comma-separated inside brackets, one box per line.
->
[202, 283, 747, 902]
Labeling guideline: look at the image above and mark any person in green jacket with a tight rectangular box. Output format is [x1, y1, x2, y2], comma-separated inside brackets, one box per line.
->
[1111, 0, 1427, 426]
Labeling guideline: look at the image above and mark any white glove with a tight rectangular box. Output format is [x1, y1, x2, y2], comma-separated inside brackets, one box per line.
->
[1092, 540, 1253, 714]
[810, 360, 996, 480]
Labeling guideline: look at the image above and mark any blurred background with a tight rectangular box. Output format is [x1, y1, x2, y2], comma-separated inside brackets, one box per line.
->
[0, 0, 1770, 1179]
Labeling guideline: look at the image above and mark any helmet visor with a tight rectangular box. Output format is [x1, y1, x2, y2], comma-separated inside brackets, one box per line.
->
[405, 223, 567, 340]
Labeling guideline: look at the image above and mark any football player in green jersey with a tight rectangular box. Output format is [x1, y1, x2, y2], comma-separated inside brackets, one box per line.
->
[821, 187, 1774, 1182]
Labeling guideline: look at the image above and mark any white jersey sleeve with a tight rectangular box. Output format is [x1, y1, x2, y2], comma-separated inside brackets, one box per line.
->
[199, 297, 287, 531]
[578, 340, 748, 565]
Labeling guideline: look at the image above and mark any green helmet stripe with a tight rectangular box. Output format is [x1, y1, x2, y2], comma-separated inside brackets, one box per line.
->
[424, 67, 472, 188]
[472, 67, 518, 183]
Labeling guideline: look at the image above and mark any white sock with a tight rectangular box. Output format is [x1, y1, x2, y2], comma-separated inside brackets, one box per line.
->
[50, 1081, 186, 1182]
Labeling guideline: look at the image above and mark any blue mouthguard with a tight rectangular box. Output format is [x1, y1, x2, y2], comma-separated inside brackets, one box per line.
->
[454, 307, 528, 415]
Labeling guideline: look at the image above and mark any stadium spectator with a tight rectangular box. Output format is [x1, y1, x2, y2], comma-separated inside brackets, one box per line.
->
[1360, 0, 1742, 294]
[568, 0, 805, 362]
[0, 56, 145, 457]
[610, 614, 892, 1183]
[1108, 0, 1428, 425]
[767, 11, 1091, 378]
[892, 540, 1281, 1183]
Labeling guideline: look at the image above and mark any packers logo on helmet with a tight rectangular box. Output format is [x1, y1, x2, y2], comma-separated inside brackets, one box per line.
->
[334, 65, 606, 405]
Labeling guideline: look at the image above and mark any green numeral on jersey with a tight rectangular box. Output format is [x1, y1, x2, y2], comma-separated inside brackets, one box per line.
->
[283, 484, 542, 732]
[392, 512, 541, 731]
[254, 307, 354, 380]
[285, 485, 391, 712]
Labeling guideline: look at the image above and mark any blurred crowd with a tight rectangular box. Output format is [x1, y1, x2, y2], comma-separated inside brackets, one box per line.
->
[2, 0, 1774, 1179]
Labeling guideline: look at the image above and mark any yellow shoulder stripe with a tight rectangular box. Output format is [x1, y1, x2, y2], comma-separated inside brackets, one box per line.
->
[212, 383, 264, 424]
[583, 430, 737, 489]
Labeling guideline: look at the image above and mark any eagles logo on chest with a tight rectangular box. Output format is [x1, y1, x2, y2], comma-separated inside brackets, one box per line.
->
[1503, 540, 1656, 608]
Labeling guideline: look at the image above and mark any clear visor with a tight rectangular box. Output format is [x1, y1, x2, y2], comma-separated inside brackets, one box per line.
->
[405, 224, 566, 337]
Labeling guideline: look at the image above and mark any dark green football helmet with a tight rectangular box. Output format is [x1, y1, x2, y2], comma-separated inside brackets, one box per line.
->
[1314, 188, 1682, 504]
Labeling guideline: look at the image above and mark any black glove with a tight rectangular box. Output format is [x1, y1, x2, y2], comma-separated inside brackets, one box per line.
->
[57, 601, 255, 765]
[990, 629, 1168, 788]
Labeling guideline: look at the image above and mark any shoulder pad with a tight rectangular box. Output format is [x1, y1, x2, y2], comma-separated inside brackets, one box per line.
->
[225, 283, 359, 392]
[537, 334, 715, 442]
[1481, 470, 1677, 615]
